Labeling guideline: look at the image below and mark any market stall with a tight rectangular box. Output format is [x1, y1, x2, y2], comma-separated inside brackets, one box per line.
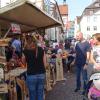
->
[0, 0, 61, 33]
[0, 0, 62, 99]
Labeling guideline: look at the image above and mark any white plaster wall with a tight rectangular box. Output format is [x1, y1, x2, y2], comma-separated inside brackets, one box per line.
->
[74, 18, 80, 38]
[80, 10, 100, 39]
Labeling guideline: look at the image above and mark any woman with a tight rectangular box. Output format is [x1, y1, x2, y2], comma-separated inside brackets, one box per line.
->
[23, 35, 47, 100]
[90, 33, 100, 71]
[85, 33, 100, 97]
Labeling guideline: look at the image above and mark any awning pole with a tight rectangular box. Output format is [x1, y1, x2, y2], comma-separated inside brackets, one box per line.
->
[3, 27, 11, 39]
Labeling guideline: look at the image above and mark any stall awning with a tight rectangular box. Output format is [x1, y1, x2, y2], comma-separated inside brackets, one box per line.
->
[0, 0, 62, 33]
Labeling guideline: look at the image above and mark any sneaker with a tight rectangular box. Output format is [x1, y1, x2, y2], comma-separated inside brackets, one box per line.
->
[74, 88, 80, 92]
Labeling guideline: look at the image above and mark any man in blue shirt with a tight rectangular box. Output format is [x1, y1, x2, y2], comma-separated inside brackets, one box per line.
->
[74, 32, 91, 94]
[11, 36, 21, 58]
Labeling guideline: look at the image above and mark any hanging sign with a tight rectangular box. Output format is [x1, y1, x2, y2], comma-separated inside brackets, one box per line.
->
[11, 23, 21, 34]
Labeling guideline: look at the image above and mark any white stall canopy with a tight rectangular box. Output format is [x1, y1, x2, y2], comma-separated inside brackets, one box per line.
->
[0, 0, 62, 33]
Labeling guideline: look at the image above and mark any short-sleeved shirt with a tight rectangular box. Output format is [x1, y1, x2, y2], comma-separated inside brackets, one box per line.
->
[92, 46, 100, 64]
[75, 40, 91, 66]
[11, 39, 21, 52]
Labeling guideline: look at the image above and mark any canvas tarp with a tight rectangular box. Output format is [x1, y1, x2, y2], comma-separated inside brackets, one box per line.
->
[0, 0, 62, 33]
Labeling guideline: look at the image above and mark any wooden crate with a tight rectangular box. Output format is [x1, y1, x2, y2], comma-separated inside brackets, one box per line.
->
[0, 83, 8, 93]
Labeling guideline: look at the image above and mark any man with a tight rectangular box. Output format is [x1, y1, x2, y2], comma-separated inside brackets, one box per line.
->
[74, 31, 91, 94]
[11, 36, 21, 58]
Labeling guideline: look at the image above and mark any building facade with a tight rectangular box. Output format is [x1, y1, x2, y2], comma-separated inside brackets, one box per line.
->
[67, 21, 75, 38]
[44, 0, 64, 44]
[74, 16, 81, 37]
[80, 0, 100, 39]
[59, 3, 68, 39]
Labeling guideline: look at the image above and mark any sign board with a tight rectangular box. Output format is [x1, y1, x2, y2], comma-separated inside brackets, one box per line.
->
[11, 23, 21, 34]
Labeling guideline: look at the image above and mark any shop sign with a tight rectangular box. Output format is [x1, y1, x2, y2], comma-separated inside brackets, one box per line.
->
[11, 23, 21, 34]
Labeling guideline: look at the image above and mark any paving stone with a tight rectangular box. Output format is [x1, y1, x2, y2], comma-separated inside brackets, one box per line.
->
[45, 72, 88, 100]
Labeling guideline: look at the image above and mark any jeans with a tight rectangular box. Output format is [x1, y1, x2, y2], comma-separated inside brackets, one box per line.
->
[76, 65, 88, 91]
[67, 56, 74, 71]
[26, 74, 45, 100]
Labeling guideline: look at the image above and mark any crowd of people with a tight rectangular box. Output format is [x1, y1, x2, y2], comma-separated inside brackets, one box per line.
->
[44, 32, 100, 100]
[5, 32, 100, 100]
[71, 32, 100, 100]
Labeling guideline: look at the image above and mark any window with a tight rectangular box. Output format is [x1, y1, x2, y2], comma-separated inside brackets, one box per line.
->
[93, 16, 97, 22]
[63, 18, 67, 24]
[95, 3, 100, 7]
[90, 10, 94, 15]
[87, 16, 90, 22]
[93, 26, 97, 31]
[87, 26, 90, 31]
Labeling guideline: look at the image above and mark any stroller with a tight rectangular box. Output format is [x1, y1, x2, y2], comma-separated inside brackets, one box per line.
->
[84, 73, 100, 100]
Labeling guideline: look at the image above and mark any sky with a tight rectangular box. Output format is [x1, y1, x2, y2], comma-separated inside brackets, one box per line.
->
[57, 0, 92, 20]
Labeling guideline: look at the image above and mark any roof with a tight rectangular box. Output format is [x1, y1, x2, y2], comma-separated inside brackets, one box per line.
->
[58, 4, 68, 15]
[82, 0, 100, 16]
[0, 0, 62, 33]
[76, 16, 81, 24]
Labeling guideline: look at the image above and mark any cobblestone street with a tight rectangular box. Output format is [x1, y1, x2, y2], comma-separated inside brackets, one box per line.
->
[45, 72, 88, 100]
